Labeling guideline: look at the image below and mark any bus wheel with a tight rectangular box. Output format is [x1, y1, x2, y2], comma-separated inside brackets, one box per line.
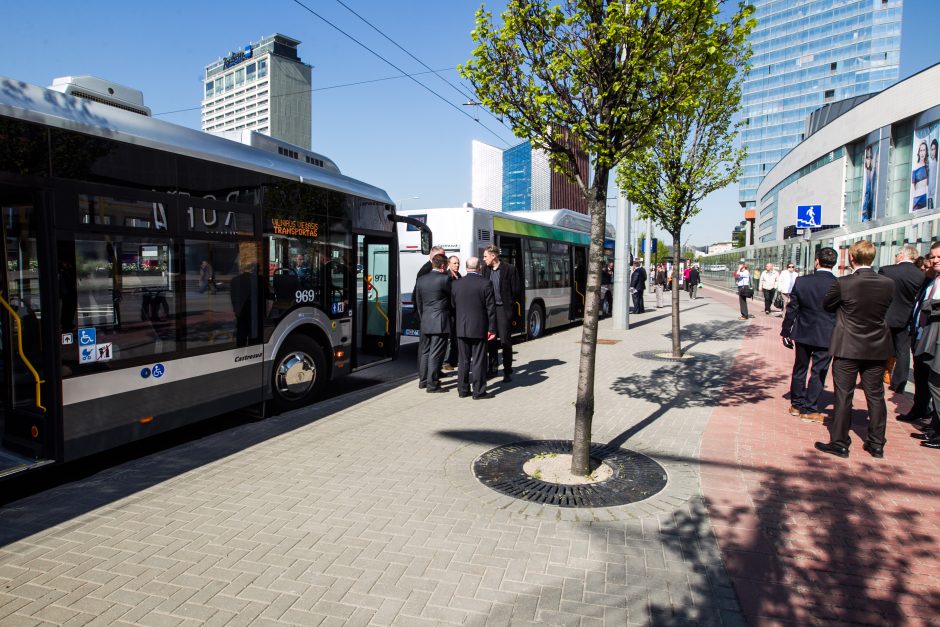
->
[271, 335, 325, 413]
[601, 293, 612, 318]
[527, 304, 545, 340]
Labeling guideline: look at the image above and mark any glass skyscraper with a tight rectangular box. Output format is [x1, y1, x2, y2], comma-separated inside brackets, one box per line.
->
[740, 0, 903, 241]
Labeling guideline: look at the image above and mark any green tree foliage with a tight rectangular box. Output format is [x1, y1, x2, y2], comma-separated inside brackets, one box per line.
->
[461, 0, 755, 475]
[619, 5, 753, 358]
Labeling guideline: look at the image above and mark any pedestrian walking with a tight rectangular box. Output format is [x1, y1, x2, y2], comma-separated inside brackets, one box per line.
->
[760, 263, 779, 314]
[688, 264, 701, 300]
[653, 264, 667, 308]
[734, 263, 751, 320]
[630, 260, 647, 313]
[776, 262, 798, 314]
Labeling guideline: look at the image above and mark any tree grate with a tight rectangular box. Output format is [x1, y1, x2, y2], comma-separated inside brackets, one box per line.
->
[472, 440, 667, 508]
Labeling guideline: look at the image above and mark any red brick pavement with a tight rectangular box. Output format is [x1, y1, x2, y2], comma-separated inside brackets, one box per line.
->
[701, 286, 940, 626]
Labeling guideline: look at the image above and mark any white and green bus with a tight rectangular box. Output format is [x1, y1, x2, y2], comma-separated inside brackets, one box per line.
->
[398, 206, 614, 339]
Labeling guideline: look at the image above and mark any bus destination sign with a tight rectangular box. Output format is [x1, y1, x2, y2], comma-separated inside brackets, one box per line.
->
[271, 218, 319, 237]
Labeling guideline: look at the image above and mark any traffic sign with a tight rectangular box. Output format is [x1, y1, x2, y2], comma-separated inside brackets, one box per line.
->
[796, 205, 821, 228]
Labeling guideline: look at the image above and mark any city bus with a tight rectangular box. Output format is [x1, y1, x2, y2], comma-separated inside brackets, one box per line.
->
[0, 76, 429, 477]
[397, 206, 615, 339]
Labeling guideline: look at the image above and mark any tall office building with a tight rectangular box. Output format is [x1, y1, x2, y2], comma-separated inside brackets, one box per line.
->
[740, 0, 902, 242]
[202, 34, 312, 150]
[471, 139, 588, 214]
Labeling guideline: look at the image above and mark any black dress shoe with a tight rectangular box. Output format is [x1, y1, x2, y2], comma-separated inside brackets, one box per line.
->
[911, 431, 936, 440]
[472, 392, 492, 400]
[503, 373, 512, 383]
[426, 387, 447, 394]
[896, 412, 924, 423]
[815, 441, 849, 458]
[457, 390, 470, 398]
[417, 382, 427, 390]
[920, 437, 940, 449]
[863, 443, 884, 458]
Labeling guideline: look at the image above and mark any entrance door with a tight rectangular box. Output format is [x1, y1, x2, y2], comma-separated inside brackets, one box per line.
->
[0, 188, 55, 471]
[355, 235, 395, 367]
[496, 235, 525, 334]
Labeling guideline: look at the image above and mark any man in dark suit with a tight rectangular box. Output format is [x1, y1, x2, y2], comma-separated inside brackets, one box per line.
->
[451, 256, 497, 399]
[482, 245, 522, 382]
[414, 254, 452, 393]
[630, 260, 647, 313]
[443, 255, 462, 371]
[879, 244, 925, 393]
[816, 240, 895, 459]
[412, 245, 445, 385]
[781, 247, 838, 423]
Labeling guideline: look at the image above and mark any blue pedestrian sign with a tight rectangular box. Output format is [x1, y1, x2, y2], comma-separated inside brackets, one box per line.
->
[796, 205, 821, 228]
[78, 327, 96, 347]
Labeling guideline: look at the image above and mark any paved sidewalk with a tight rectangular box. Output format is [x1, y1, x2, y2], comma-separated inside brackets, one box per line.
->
[2, 286, 936, 626]
[0, 291, 744, 626]
[701, 287, 940, 625]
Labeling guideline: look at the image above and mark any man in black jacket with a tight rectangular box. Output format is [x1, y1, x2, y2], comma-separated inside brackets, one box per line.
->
[630, 260, 647, 313]
[414, 254, 452, 393]
[781, 247, 838, 422]
[879, 244, 926, 393]
[482, 245, 522, 382]
[451, 257, 497, 399]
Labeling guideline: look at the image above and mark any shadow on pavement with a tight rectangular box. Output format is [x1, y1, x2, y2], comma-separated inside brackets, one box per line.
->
[0, 377, 410, 546]
[606, 347, 775, 449]
[626, 302, 711, 330]
[435, 429, 533, 445]
[676, 319, 766, 353]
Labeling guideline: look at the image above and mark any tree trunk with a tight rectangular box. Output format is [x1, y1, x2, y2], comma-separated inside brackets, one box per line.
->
[671, 229, 682, 358]
[571, 167, 610, 476]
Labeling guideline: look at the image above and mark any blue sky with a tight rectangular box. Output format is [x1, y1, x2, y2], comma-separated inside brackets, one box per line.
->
[3, 0, 938, 245]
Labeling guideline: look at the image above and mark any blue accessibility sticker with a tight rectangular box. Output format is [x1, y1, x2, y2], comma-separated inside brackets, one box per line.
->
[140, 367, 151, 379]
[78, 327, 96, 346]
[152, 363, 165, 378]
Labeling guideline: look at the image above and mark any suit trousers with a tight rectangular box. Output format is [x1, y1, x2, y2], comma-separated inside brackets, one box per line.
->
[738, 288, 749, 317]
[829, 357, 888, 449]
[631, 289, 645, 313]
[419, 333, 448, 390]
[889, 326, 911, 392]
[689, 284, 699, 300]
[790, 343, 832, 412]
[458, 337, 488, 397]
[446, 319, 458, 367]
[925, 370, 940, 432]
[488, 306, 513, 373]
[911, 353, 932, 418]
[762, 288, 775, 313]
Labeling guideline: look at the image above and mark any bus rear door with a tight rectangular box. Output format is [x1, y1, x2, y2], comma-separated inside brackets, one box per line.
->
[0, 187, 58, 476]
[496, 235, 525, 335]
[355, 234, 395, 367]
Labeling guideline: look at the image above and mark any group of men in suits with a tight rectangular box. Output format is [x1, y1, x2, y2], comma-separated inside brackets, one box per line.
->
[782, 240, 940, 459]
[414, 246, 521, 399]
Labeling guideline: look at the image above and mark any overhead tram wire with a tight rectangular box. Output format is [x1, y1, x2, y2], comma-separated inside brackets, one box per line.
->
[331, 0, 513, 134]
[290, 0, 511, 147]
[153, 68, 457, 117]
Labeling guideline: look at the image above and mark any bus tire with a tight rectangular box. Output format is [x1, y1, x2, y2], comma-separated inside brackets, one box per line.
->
[527, 303, 545, 340]
[271, 334, 326, 414]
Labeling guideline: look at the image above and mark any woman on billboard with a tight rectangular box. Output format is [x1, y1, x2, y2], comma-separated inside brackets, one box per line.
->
[912, 140, 929, 211]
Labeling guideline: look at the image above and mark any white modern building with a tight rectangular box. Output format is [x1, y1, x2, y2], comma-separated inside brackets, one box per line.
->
[202, 34, 312, 150]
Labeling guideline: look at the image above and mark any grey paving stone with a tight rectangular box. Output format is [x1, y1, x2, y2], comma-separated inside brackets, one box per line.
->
[0, 297, 745, 626]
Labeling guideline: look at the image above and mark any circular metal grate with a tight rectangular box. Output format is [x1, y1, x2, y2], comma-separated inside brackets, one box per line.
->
[472, 440, 667, 508]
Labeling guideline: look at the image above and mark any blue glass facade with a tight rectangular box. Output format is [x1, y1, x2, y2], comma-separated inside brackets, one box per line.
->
[503, 142, 532, 213]
[740, 0, 903, 241]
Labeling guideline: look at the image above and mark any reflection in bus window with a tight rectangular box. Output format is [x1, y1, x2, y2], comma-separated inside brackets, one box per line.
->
[73, 237, 177, 362]
[182, 241, 240, 350]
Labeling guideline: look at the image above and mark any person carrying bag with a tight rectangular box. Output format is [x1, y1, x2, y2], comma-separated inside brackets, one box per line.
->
[734, 263, 752, 320]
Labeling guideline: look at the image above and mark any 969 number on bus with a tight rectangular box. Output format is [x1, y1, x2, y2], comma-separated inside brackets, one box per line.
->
[295, 290, 317, 303]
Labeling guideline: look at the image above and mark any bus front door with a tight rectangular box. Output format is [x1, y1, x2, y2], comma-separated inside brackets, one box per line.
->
[571, 246, 587, 320]
[355, 235, 395, 368]
[496, 236, 525, 334]
[0, 189, 57, 476]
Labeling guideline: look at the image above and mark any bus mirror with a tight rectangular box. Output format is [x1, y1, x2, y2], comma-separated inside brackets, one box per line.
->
[420, 230, 432, 256]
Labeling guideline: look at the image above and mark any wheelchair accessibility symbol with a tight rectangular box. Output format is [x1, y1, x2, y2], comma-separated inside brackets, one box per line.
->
[78, 327, 96, 347]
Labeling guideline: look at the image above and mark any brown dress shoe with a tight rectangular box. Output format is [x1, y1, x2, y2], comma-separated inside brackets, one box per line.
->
[788, 406, 802, 417]
[801, 412, 827, 423]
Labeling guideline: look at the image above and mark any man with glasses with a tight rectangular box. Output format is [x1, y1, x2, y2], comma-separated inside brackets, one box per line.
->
[879, 245, 926, 393]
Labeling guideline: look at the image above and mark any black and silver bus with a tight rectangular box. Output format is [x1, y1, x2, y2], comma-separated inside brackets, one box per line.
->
[0, 76, 429, 477]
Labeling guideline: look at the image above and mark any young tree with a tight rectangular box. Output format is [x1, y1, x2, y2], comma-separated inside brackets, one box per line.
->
[461, 0, 754, 475]
[619, 18, 752, 358]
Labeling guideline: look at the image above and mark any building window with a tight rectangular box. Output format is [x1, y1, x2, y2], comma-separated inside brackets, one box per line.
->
[234, 68, 245, 87]
[246, 62, 256, 82]
[258, 59, 268, 79]
[830, 62, 837, 72]
[224, 72, 234, 92]
[824, 89, 835, 101]
[205, 80, 214, 98]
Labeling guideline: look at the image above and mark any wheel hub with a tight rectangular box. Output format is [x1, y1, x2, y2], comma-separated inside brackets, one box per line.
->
[276, 352, 316, 399]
